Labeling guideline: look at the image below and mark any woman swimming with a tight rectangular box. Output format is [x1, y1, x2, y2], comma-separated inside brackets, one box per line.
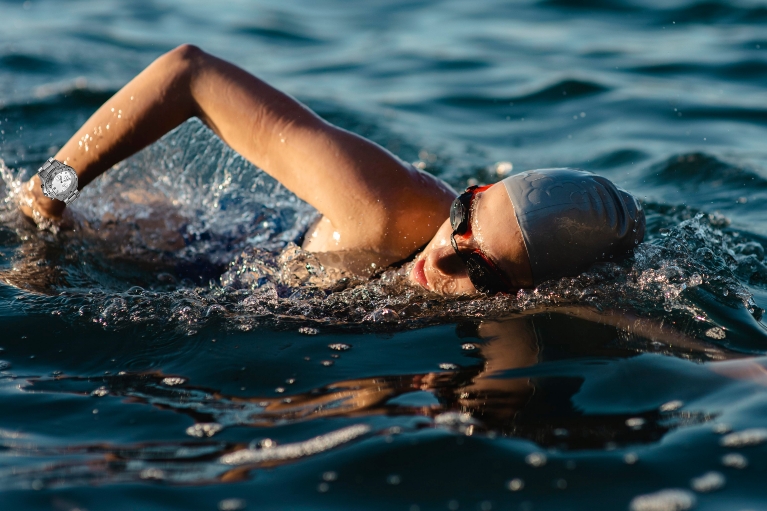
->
[18, 44, 645, 295]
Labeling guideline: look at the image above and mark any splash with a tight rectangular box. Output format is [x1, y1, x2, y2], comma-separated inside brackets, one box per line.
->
[0, 128, 765, 353]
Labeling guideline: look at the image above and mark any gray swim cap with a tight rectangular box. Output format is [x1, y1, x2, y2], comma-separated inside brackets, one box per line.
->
[502, 168, 645, 285]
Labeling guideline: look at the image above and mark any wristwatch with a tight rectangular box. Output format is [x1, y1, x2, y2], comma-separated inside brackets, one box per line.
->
[37, 157, 80, 205]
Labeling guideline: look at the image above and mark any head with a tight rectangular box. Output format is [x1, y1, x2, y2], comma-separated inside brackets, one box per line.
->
[408, 168, 645, 295]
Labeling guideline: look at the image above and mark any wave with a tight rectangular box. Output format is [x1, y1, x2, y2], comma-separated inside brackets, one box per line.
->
[646, 153, 767, 190]
[437, 79, 609, 109]
[0, 53, 60, 74]
[658, 1, 767, 25]
[231, 24, 324, 45]
[71, 31, 171, 52]
[629, 60, 767, 81]
[0, 86, 116, 117]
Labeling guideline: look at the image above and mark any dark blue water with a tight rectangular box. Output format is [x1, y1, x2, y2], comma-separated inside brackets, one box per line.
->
[2, 1, 767, 510]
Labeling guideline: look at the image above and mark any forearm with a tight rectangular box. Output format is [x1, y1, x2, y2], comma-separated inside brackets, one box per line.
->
[57, 47, 197, 187]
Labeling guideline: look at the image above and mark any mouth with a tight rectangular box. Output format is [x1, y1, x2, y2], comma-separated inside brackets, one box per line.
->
[411, 258, 428, 289]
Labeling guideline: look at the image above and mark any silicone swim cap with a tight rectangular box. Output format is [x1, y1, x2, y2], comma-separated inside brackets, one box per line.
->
[502, 168, 645, 286]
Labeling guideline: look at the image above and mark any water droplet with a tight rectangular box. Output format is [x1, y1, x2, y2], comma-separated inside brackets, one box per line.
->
[322, 471, 337, 481]
[721, 453, 748, 469]
[299, 327, 319, 335]
[387, 474, 401, 485]
[660, 400, 683, 412]
[91, 387, 109, 397]
[720, 428, 767, 447]
[329, 343, 351, 351]
[461, 343, 477, 351]
[626, 417, 646, 429]
[629, 489, 696, 511]
[140, 468, 165, 480]
[690, 471, 725, 493]
[705, 327, 726, 340]
[218, 498, 247, 511]
[186, 423, 223, 438]
[507, 478, 524, 491]
[162, 377, 186, 386]
[525, 452, 547, 467]
[317, 482, 329, 493]
[713, 423, 731, 434]
[624, 453, 639, 464]
[321, 360, 334, 367]
[439, 363, 458, 370]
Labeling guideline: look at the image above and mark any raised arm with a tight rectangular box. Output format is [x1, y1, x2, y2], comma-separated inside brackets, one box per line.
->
[21, 44, 455, 259]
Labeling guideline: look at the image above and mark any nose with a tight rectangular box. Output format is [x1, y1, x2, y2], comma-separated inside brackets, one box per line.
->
[430, 245, 467, 277]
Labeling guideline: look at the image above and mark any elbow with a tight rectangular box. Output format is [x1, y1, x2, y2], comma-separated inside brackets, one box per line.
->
[166, 43, 206, 66]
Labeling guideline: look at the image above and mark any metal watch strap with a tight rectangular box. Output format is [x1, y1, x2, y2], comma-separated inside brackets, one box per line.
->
[38, 157, 60, 180]
[63, 189, 80, 205]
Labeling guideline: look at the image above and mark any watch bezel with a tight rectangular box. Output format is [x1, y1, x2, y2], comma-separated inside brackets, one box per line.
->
[45, 165, 78, 199]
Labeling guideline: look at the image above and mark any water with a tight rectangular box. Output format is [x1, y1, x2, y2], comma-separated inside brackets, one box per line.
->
[2, 0, 767, 509]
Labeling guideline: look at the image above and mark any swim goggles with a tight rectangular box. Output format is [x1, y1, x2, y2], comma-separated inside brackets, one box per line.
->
[450, 185, 514, 295]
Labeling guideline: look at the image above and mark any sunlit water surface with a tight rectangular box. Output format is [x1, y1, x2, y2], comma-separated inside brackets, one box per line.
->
[2, 1, 767, 510]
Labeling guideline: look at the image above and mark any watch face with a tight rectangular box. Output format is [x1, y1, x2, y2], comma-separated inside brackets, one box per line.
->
[50, 169, 75, 195]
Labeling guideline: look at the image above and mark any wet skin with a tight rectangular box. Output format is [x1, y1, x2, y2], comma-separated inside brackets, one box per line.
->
[17, 44, 533, 296]
[408, 182, 533, 295]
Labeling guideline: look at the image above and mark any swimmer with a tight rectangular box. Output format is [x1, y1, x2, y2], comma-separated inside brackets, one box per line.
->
[18, 44, 645, 295]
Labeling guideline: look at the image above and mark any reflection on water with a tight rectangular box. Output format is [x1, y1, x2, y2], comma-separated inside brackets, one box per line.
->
[4, 313, 760, 490]
[3, 0, 767, 508]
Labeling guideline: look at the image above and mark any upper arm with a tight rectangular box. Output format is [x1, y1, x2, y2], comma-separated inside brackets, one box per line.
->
[187, 47, 455, 256]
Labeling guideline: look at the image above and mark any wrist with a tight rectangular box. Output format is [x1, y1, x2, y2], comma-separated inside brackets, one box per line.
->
[29, 176, 66, 217]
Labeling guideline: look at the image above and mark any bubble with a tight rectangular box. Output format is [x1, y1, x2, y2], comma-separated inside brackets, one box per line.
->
[690, 471, 725, 493]
[218, 499, 247, 511]
[185, 423, 223, 438]
[507, 478, 524, 491]
[387, 474, 401, 485]
[720, 428, 767, 447]
[629, 489, 696, 511]
[721, 453, 748, 469]
[624, 453, 639, 464]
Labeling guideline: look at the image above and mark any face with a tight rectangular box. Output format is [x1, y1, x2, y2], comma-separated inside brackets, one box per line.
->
[51, 171, 73, 195]
[408, 182, 533, 295]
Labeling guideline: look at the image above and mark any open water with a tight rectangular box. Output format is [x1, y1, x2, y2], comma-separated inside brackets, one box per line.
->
[2, 1, 767, 510]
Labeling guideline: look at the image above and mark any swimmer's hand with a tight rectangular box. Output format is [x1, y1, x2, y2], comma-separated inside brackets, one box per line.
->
[18, 176, 67, 224]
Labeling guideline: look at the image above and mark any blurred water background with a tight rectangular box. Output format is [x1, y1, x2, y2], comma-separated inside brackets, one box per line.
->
[2, 1, 767, 510]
